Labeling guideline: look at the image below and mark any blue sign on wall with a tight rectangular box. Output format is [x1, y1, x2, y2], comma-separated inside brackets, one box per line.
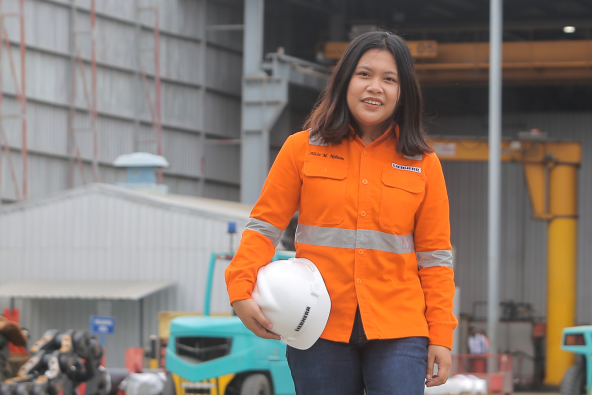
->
[90, 315, 115, 335]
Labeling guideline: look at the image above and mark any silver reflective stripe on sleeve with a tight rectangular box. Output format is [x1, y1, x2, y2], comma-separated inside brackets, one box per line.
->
[245, 218, 284, 247]
[404, 154, 423, 160]
[416, 250, 453, 269]
[309, 129, 328, 146]
[295, 224, 415, 254]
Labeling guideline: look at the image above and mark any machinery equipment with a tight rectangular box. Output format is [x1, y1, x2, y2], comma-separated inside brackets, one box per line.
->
[164, 251, 297, 395]
[560, 326, 592, 395]
[0, 329, 110, 395]
[432, 134, 581, 386]
[0, 316, 27, 381]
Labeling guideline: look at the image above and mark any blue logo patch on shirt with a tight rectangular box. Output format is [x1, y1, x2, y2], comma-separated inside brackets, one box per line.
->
[392, 163, 421, 173]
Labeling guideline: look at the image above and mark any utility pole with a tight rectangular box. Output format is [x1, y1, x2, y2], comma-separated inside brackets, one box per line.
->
[487, 0, 503, 359]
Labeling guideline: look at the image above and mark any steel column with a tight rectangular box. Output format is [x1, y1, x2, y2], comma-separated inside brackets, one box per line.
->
[241, 0, 267, 204]
[487, 0, 502, 358]
[242, 0, 264, 77]
[545, 164, 578, 385]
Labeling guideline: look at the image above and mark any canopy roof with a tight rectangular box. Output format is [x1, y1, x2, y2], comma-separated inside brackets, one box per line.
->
[0, 280, 175, 300]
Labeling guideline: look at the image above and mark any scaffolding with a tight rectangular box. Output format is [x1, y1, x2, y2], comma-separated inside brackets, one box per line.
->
[0, 0, 26, 201]
[69, 0, 98, 187]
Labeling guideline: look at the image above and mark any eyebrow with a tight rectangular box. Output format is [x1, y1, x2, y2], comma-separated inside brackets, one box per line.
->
[357, 65, 398, 75]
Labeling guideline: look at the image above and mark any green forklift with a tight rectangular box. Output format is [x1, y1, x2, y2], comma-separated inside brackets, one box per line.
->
[163, 251, 297, 395]
[560, 325, 592, 395]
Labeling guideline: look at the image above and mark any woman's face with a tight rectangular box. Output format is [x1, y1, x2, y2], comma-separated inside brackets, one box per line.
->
[346, 49, 400, 135]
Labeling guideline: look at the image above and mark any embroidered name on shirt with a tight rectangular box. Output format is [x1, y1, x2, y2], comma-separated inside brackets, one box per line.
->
[310, 152, 344, 160]
[392, 163, 421, 173]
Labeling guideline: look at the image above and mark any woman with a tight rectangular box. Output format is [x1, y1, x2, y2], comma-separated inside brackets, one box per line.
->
[225, 31, 456, 395]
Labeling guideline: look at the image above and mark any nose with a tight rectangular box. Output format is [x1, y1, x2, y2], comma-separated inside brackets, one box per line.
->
[366, 77, 383, 94]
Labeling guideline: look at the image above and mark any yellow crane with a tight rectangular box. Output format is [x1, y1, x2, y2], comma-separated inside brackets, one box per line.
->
[431, 134, 581, 386]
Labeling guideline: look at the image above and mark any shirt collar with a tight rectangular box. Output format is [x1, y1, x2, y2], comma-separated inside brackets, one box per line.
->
[351, 123, 398, 146]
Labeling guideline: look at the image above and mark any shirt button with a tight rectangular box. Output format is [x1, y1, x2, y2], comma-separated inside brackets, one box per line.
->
[357, 278, 362, 284]
[363, 150, 368, 155]
[358, 249, 364, 255]
[361, 211, 366, 217]
[362, 179, 368, 185]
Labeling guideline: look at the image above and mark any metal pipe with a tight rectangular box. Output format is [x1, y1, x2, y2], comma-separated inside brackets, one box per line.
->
[139, 298, 144, 348]
[67, 0, 76, 188]
[487, 0, 502, 358]
[203, 253, 218, 316]
[197, 0, 207, 196]
[132, 0, 141, 152]
[19, 0, 26, 199]
[153, 8, 162, 185]
[90, 0, 98, 183]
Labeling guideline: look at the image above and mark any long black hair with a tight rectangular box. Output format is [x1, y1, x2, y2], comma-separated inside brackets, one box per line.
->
[305, 31, 432, 156]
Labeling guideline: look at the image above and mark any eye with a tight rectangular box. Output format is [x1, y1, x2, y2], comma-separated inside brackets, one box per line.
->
[385, 77, 397, 82]
[358, 71, 370, 77]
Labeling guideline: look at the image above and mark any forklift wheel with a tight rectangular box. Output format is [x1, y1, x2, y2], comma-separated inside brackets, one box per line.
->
[240, 374, 271, 395]
[163, 372, 176, 395]
[560, 365, 586, 395]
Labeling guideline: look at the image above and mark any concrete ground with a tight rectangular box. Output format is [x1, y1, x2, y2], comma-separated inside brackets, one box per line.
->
[514, 393, 560, 395]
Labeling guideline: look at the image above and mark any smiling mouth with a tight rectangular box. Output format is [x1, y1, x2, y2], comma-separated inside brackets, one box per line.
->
[362, 99, 383, 106]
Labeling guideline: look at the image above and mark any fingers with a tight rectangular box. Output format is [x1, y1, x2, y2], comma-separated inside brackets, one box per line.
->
[426, 344, 451, 387]
[433, 361, 450, 386]
[249, 303, 281, 340]
[250, 322, 281, 340]
[233, 299, 281, 340]
[246, 318, 281, 340]
[253, 307, 274, 332]
[425, 350, 435, 384]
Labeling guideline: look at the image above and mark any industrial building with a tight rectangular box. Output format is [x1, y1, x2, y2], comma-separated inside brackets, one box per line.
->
[0, 0, 590, 387]
[0, 183, 251, 366]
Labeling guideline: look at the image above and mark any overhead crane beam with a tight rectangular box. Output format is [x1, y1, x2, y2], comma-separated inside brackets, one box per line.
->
[323, 40, 592, 85]
[432, 136, 581, 385]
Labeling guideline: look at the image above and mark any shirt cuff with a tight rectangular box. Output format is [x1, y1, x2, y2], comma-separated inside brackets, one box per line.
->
[428, 324, 454, 350]
[227, 281, 254, 306]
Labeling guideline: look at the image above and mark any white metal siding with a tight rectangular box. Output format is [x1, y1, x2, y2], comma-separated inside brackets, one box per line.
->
[0, 0, 243, 203]
[0, 186, 249, 366]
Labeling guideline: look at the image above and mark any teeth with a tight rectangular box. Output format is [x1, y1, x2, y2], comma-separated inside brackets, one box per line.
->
[363, 100, 382, 105]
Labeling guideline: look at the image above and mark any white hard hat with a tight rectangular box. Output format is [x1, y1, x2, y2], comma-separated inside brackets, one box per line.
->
[252, 258, 331, 350]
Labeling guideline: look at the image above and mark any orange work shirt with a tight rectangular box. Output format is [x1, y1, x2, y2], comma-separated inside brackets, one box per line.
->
[225, 127, 457, 349]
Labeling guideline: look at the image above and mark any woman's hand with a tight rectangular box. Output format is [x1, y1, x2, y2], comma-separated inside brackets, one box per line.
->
[232, 299, 281, 340]
[425, 344, 451, 387]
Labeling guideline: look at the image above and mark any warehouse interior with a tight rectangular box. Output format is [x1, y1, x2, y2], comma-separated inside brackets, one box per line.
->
[252, 0, 592, 389]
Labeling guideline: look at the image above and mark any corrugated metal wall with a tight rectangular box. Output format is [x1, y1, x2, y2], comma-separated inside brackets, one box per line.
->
[429, 111, 592, 324]
[0, 0, 243, 204]
[0, 186, 250, 366]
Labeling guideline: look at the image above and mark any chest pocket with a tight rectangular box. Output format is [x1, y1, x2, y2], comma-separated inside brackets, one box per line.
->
[379, 168, 425, 234]
[301, 160, 348, 225]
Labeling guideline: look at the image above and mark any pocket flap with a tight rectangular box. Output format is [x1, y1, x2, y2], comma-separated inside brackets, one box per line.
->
[303, 161, 348, 180]
[382, 169, 425, 193]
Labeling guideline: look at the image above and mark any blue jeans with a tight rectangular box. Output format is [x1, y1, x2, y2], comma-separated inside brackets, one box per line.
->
[286, 308, 428, 395]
